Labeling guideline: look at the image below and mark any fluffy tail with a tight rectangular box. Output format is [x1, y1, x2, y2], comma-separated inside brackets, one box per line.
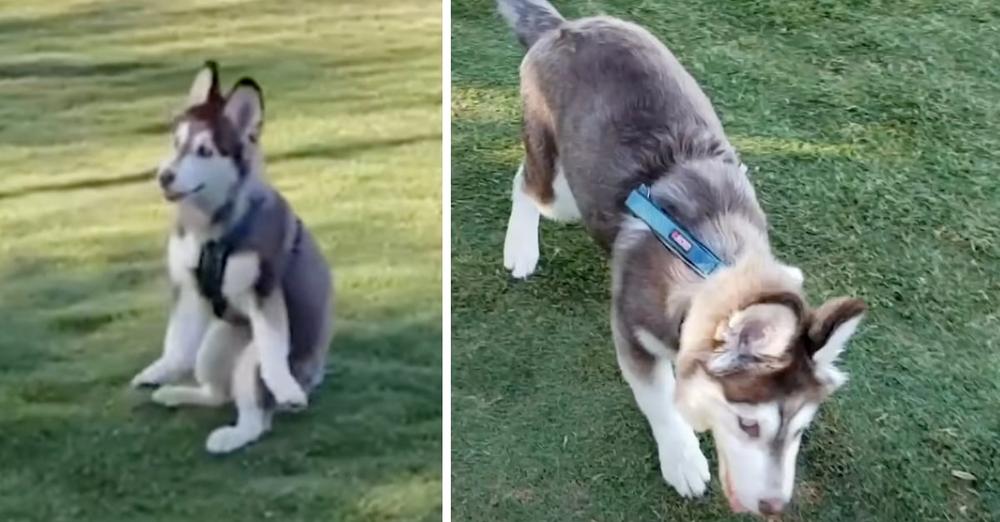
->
[497, 0, 565, 48]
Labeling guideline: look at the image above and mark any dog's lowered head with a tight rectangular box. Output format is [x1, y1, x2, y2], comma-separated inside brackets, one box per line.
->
[674, 258, 866, 515]
[156, 61, 265, 222]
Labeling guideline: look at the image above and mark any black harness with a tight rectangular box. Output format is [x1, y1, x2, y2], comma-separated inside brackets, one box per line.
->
[194, 191, 306, 320]
[195, 198, 260, 318]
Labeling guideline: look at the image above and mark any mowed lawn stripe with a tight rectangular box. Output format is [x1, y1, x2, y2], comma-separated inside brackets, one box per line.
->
[0, 1, 442, 521]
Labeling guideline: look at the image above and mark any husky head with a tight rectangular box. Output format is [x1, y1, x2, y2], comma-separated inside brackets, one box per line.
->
[675, 260, 866, 515]
[157, 61, 264, 216]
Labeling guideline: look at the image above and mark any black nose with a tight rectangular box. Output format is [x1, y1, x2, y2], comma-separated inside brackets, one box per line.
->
[159, 170, 176, 189]
[759, 498, 785, 515]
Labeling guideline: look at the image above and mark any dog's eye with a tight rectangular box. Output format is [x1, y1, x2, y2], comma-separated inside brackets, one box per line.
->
[738, 417, 760, 438]
[196, 145, 213, 158]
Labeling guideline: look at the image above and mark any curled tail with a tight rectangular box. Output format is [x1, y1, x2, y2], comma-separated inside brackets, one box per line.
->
[497, 0, 565, 48]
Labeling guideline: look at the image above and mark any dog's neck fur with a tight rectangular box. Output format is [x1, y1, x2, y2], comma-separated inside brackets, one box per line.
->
[174, 160, 270, 241]
[618, 151, 803, 363]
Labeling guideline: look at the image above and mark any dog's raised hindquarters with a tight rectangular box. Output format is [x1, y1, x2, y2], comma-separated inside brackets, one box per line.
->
[131, 61, 334, 454]
[498, 0, 866, 515]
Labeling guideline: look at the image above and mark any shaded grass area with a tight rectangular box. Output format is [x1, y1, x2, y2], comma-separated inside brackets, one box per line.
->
[0, 1, 441, 520]
[451, 0, 999, 520]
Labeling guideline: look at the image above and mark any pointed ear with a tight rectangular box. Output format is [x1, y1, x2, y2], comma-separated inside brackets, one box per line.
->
[224, 78, 264, 141]
[187, 60, 221, 106]
[705, 302, 800, 376]
[809, 297, 867, 366]
[809, 297, 866, 390]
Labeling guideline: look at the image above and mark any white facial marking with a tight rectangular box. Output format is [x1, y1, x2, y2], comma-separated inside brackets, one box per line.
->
[166, 128, 240, 207]
[780, 404, 817, 498]
[175, 121, 190, 147]
[705, 397, 821, 514]
[727, 403, 780, 446]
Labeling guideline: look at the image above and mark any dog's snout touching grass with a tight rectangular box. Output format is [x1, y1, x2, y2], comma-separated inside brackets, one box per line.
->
[452, 0, 1000, 520]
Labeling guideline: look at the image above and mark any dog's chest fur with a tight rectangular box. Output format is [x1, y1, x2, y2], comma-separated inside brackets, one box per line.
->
[168, 228, 206, 291]
[166, 194, 334, 386]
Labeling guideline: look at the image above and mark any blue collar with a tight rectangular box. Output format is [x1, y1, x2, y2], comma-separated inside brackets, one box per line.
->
[625, 184, 725, 278]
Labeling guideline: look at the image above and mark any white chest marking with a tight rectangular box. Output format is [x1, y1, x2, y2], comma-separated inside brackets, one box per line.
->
[167, 232, 203, 288]
[221, 252, 262, 315]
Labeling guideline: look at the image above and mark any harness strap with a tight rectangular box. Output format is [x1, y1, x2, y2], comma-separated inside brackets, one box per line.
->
[195, 195, 265, 319]
[197, 240, 232, 318]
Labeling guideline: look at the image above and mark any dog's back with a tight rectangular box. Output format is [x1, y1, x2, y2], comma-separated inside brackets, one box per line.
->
[500, 0, 748, 249]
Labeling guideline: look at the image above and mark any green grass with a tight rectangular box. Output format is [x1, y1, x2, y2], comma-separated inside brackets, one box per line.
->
[451, 0, 999, 520]
[0, 1, 441, 520]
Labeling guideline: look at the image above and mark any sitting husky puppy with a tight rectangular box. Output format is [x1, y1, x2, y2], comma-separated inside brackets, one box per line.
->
[497, 0, 866, 515]
[131, 62, 334, 454]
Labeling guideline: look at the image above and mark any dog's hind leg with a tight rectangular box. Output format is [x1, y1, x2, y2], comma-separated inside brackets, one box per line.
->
[504, 161, 542, 278]
[151, 321, 248, 408]
[204, 343, 270, 454]
[503, 105, 566, 278]
[615, 329, 710, 498]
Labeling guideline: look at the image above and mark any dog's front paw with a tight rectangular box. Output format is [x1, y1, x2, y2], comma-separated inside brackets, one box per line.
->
[205, 426, 259, 454]
[269, 381, 308, 411]
[659, 434, 710, 498]
[131, 361, 172, 388]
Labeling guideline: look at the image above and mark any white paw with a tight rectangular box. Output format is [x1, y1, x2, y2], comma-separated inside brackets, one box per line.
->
[151, 386, 188, 407]
[131, 361, 172, 388]
[268, 379, 308, 410]
[659, 433, 711, 498]
[503, 223, 539, 279]
[205, 426, 259, 454]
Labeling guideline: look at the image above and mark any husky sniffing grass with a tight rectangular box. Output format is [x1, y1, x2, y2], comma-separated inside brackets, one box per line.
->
[131, 62, 334, 454]
[497, 0, 866, 515]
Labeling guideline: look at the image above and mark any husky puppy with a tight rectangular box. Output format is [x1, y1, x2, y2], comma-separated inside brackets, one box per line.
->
[497, 1, 866, 515]
[131, 62, 334, 454]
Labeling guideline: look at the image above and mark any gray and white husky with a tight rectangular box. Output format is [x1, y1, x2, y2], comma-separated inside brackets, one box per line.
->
[131, 62, 334, 454]
[497, 0, 866, 515]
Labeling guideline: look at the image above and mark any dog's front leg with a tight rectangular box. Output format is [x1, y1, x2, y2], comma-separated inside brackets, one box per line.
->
[613, 320, 710, 498]
[224, 253, 306, 409]
[246, 290, 306, 409]
[132, 286, 211, 387]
